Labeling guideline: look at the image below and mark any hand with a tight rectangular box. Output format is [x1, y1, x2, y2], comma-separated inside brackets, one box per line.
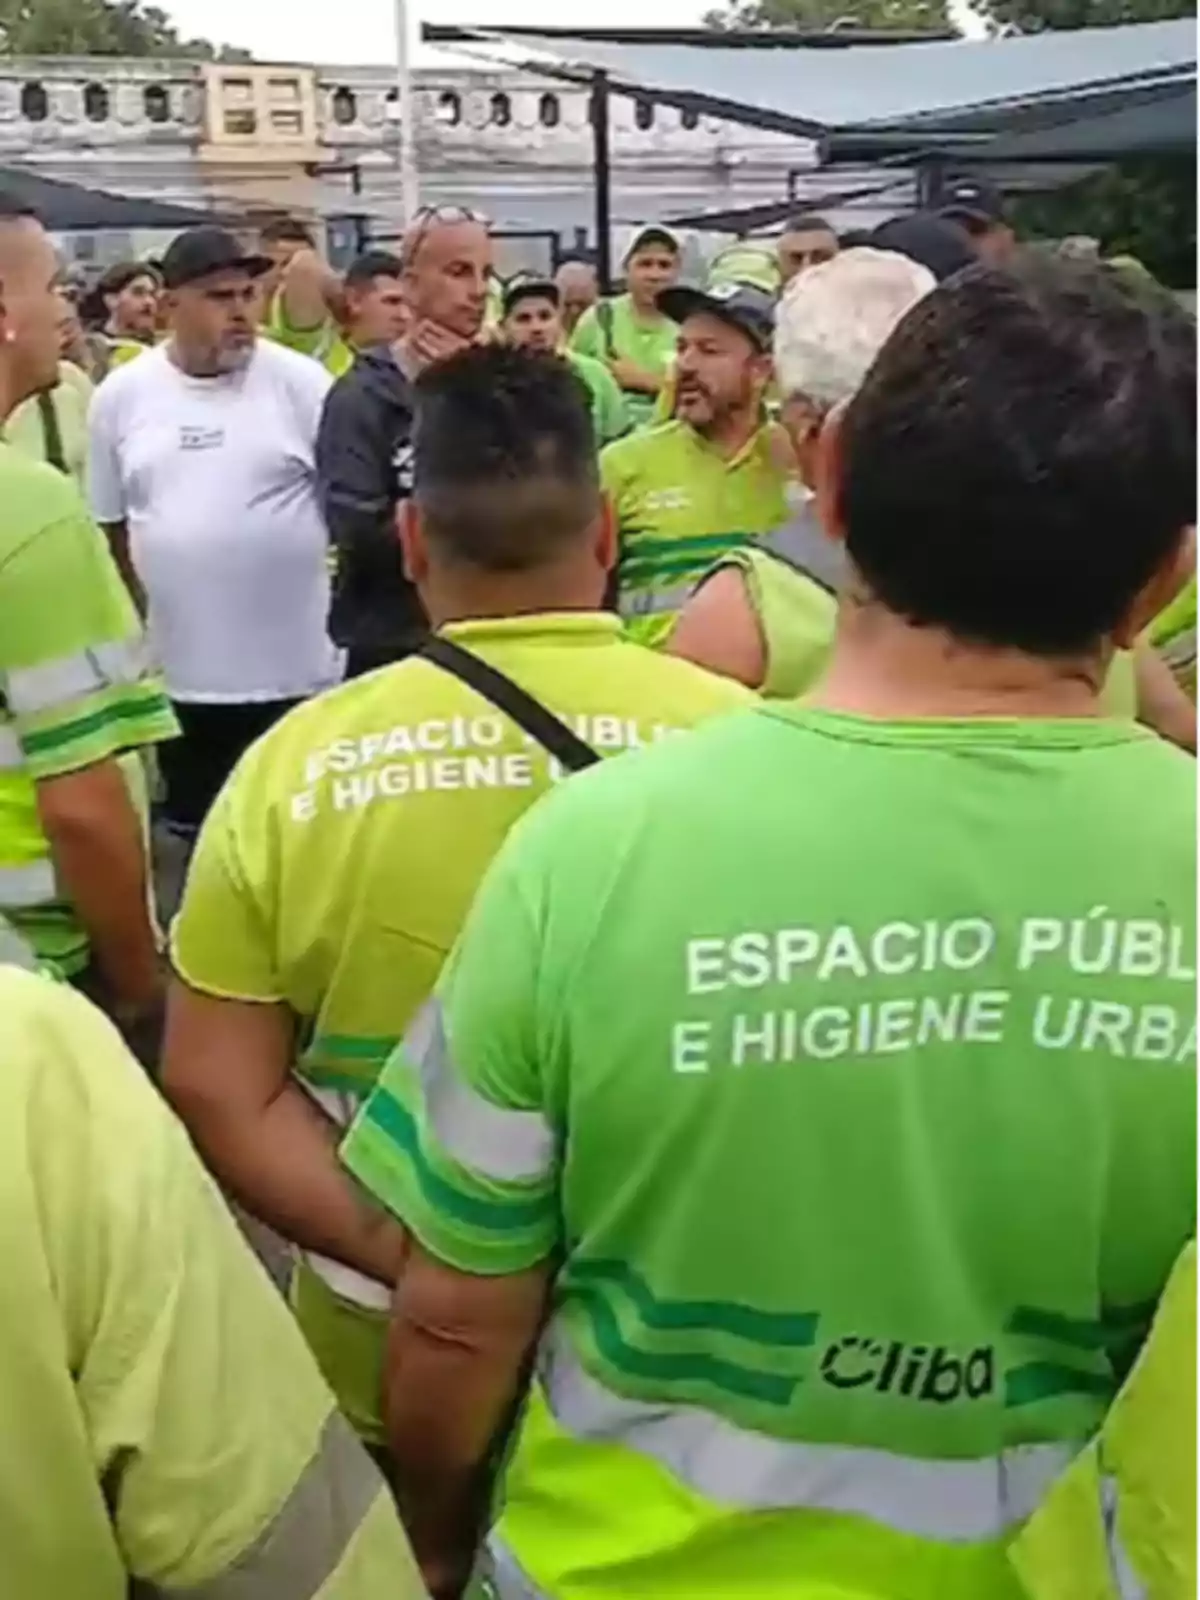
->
[403, 320, 471, 374]
[608, 356, 660, 395]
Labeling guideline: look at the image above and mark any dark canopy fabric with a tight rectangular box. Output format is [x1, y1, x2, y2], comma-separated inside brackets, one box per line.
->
[0, 166, 230, 231]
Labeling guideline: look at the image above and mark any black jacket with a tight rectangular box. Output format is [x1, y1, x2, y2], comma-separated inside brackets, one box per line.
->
[316, 346, 426, 656]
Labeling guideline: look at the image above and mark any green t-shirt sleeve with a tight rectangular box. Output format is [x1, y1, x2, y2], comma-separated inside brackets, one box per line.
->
[170, 766, 283, 1003]
[593, 362, 631, 444]
[0, 481, 177, 780]
[342, 838, 560, 1277]
[569, 306, 606, 363]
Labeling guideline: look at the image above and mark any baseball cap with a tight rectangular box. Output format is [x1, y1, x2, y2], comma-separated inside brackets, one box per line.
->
[870, 215, 976, 284]
[938, 177, 1005, 227]
[657, 280, 775, 352]
[501, 276, 560, 318]
[160, 226, 273, 290]
[624, 225, 680, 263]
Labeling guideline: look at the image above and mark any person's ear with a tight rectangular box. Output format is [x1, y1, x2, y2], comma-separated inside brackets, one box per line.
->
[397, 500, 428, 584]
[594, 493, 617, 574]
[813, 399, 851, 546]
[1113, 526, 1196, 649]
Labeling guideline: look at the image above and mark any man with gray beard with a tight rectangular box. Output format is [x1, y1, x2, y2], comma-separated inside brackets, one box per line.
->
[90, 227, 339, 843]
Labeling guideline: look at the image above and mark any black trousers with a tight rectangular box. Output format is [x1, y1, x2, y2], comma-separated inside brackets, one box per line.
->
[158, 698, 305, 833]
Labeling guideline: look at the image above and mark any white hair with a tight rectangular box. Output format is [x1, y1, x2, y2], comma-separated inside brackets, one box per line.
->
[773, 246, 936, 410]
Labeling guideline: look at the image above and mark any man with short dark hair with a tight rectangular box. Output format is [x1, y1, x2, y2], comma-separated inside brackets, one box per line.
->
[570, 226, 680, 428]
[777, 213, 839, 284]
[938, 177, 1017, 267]
[342, 256, 1197, 1600]
[164, 344, 748, 1465]
[317, 207, 493, 677]
[501, 277, 627, 443]
[342, 249, 408, 348]
[89, 225, 338, 841]
[0, 196, 175, 1040]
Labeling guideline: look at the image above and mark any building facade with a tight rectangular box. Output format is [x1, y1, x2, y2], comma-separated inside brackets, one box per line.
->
[0, 55, 908, 263]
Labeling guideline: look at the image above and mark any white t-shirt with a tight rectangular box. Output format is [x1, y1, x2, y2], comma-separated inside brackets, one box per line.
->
[88, 340, 342, 703]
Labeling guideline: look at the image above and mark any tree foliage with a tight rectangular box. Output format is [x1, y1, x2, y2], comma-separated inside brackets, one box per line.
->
[703, 0, 951, 35]
[974, 0, 1193, 36]
[0, 0, 249, 58]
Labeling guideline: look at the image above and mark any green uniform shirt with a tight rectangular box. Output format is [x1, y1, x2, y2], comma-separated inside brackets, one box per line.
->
[5, 363, 93, 484]
[0, 969, 423, 1600]
[346, 704, 1194, 1596]
[603, 419, 788, 648]
[570, 293, 677, 430]
[173, 612, 751, 1437]
[566, 348, 629, 444]
[0, 443, 176, 971]
[266, 293, 355, 377]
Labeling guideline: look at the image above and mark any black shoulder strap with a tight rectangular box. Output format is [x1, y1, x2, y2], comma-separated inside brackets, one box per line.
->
[596, 298, 617, 359]
[419, 635, 600, 773]
[37, 390, 68, 475]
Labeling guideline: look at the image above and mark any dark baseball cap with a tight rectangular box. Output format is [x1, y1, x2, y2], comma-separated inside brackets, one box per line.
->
[870, 215, 977, 284]
[160, 226, 273, 290]
[938, 177, 1005, 226]
[657, 280, 775, 352]
[501, 276, 560, 318]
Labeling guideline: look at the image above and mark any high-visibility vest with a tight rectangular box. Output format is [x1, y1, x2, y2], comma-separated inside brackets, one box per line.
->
[0, 723, 60, 920]
[1011, 1242, 1196, 1600]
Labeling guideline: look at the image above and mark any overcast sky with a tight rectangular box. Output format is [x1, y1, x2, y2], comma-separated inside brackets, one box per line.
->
[162, 0, 709, 66]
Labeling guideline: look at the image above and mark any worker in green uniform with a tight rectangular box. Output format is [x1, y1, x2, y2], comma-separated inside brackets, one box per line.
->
[341, 255, 1196, 1600]
[0, 965, 425, 1600]
[603, 280, 788, 646]
[267, 241, 409, 378]
[500, 274, 628, 444]
[671, 248, 1197, 751]
[163, 345, 749, 1457]
[570, 225, 681, 429]
[0, 196, 176, 1050]
[80, 259, 160, 371]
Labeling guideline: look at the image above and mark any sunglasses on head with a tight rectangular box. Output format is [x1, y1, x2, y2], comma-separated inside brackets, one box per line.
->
[402, 205, 489, 267]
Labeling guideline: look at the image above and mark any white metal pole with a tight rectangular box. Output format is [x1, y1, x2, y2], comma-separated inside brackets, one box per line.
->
[394, 0, 420, 223]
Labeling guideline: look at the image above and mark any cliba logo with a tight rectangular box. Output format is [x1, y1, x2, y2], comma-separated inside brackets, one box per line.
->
[819, 1335, 995, 1404]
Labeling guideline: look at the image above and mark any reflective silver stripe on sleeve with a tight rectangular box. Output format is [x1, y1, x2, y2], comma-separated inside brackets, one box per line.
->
[0, 723, 24, 771]
[1102, 1477, 1150, 1600]
[540, 1323, 1075, 1543]
[0, 858, 57, 910]
[407, 998, 555, 1183]
[0, 921, 40, 970]
[618, 582, 693, 621]
[171, 1411, 383, 1600]
[5, 638, 150, 716]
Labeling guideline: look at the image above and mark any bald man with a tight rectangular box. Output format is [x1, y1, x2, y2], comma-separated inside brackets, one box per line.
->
[316, 209, 492, 676]
[555, 258, 598, 338]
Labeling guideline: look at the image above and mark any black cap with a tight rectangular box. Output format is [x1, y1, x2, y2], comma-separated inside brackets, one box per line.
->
[501, 276, 560, 318]
[657, 280, 775, 352]
[624, 225, 680, 263]
[160, 226, 273, 290]
[871, 215, 977, 284]
[938, 177, 1005, 226]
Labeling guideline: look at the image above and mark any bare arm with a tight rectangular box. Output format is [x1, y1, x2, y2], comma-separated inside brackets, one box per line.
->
[668, 565, 767, 690]
[279, 248, 343, 334]
[162, 984, 407, 1286]
[37, 759, 161, 1015]
[384, 1246, 550, 1600]
[99, 519, 146, 617]
[1136, 642, 1196, 753]
[609, 355, 665, 395]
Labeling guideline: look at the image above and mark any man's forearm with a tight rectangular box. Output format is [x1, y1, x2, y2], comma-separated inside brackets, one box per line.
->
[102, 521, 146, 617]
[40, 765, 160, 1008]
[187, 1079, 406, 1285]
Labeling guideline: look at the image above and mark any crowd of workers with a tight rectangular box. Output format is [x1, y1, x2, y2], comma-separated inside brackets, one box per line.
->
[0, 174, 1195, 1600]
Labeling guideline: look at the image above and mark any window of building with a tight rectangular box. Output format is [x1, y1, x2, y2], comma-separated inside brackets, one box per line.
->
[331, 85, 357, 126]
[144, 84, 170, 123]
[634, 97, 655, 131]
[83, 82, 109, 122]
[384, 86, 400, 120]
[538, 92, 560, 128]
[20, 81, 49, 123]
[221, 76, 257, 136]
[270, 109, 304, 135]
[267, 76, 301, 104]
[223, 107, 258, 135]
[489, 91, 512, 128]
[435, 89, 461, 126]
[680, 105, 700, 130]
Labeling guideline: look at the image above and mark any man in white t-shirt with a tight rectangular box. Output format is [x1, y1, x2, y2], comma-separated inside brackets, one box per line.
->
[89, 226, 339, 838]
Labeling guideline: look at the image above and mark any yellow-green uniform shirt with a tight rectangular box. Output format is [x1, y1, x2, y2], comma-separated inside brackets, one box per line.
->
[570, 293, 678, 430]
[5, 362, 93, 484]
[603, 419, 789, 648]
[171, 612, 752, 1440]
[266, 292, 355, 377]
[0, 967, 424, 1600]
[0, 443, 177, 972]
